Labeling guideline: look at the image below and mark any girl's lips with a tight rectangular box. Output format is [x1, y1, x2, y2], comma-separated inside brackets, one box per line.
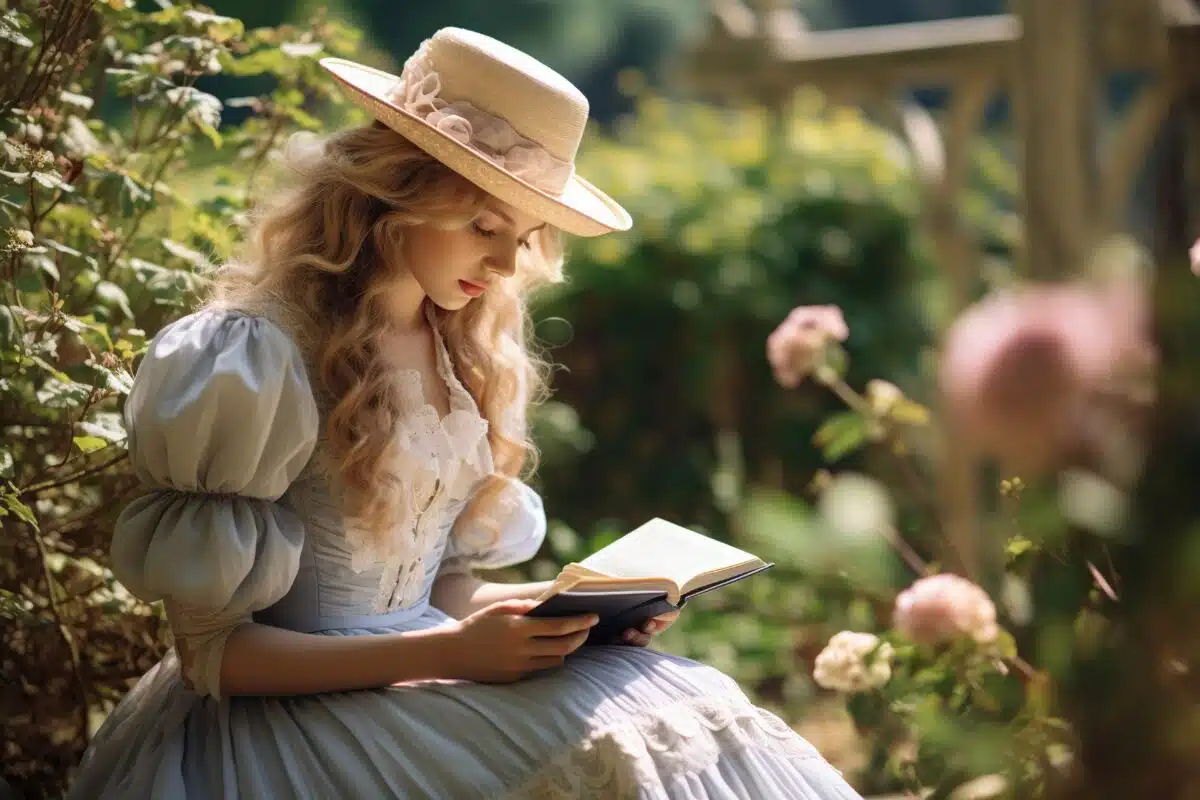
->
[459, 279, 486, 297]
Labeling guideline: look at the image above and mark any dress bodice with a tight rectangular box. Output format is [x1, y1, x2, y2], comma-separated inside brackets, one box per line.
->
[108, 307, 547, 699]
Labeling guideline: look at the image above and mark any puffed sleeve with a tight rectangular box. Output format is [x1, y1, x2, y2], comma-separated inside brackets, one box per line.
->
[439, 477, 548, 576]
[110, 309, 319, 700]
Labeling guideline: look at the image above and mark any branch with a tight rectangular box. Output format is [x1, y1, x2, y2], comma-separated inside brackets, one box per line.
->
[19, 450, 128, 499]
[26, 520, 90, 746]
[881, 523, 931, 577]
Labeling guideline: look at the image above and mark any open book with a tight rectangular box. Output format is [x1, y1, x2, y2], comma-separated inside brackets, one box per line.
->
[527, 518, 773, 644]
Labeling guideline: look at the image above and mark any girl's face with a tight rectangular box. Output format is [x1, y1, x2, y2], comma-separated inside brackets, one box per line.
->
[402, 197, 546, 312]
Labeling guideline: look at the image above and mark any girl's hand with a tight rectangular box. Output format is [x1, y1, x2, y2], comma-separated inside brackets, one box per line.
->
[619, 610, 681, 648]
[443, 599, 597, 683]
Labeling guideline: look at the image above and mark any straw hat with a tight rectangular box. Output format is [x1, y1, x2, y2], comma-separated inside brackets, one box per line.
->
[320, 28, 632, 237]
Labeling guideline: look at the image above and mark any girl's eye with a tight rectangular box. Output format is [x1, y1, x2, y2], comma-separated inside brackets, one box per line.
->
[472, 222, 496, 238]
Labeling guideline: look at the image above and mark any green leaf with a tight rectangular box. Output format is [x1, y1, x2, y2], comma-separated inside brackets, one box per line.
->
[165, 86, 222, 131]
[13, 262, 44, 293]
[0, 9, 33, 49]
[31, 170, 73, 192]
[195, 121, 223, 148]
[119, 174, 154, 216]
[1005, 535, 1035, 559]
[35, 377, 92, 408]
[42, 239, 82, 260]
[1, 485, 38, 530]
[95, 281, 134, 318]
[162, 238, 211, 270]
[0, 168, 31, 185]
[889, 399, 931, 426]
[72, 435, 109, 454]
[60, 91, 95, 111]
[0, 305, 17, 348]
[224, 49, 288, 77]
[88, 359, 134, 394]
[23, 249, 59, 282]
[823, 342, 849, 382]
[105, 67, 155, 95]
[29, 354, 70, 382]
[281, 105, 322, 130]
[79, 412, 127, 443]
[991, 629, 1019, 660]
[182, 9, 244, 42]
[813, 410, 868, 462]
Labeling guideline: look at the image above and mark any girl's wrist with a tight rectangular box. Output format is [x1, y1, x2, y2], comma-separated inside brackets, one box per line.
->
[387, 623, 466, 683]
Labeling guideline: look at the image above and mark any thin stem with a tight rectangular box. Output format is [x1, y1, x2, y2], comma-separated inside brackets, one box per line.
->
[26, 519, 91, 745]
[881, 523, 931, 576]
[243, 113, 285, 204]
[822, 374, 868, 414]
[101, 136, 184, 279]
[20, 450, 127, 499]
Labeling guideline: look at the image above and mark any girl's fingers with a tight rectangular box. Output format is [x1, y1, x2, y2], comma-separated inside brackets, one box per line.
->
[521, 614, 599, 637]
[530, 629, 590, 657]
[528, 654, 566, 671]
[622, 629, 651, 647]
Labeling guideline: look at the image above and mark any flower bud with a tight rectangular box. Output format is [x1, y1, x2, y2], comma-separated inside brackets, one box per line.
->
[766, 305, 848, 388]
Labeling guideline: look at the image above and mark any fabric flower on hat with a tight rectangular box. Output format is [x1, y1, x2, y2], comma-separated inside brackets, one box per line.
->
[893, 573, 999, 646]
[766, 305, 849, 388]
[812, 631, 893, 693]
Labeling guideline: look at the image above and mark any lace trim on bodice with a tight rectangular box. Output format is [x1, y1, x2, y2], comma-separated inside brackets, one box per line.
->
[338, 309, 492, 612]
[506, 694, 824, 798]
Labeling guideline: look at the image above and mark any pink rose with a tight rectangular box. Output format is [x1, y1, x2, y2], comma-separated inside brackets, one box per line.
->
[893, 573, 999, 645]
[1191, 238, 1200, 276]
[939, 285, 1137, 474]
[766, 305, 849, 388]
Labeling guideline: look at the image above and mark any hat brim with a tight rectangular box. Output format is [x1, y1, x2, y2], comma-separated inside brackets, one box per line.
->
[320, 58, 632, 238]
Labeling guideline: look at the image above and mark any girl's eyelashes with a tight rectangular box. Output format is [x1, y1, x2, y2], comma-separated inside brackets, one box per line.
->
[473, 220, 533, 250]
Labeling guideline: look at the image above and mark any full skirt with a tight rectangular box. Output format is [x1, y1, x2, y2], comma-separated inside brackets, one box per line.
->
[70, 619, 862, 799]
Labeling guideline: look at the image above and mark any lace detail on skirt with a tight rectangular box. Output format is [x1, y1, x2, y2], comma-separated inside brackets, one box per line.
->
[506, 694, 824, 799]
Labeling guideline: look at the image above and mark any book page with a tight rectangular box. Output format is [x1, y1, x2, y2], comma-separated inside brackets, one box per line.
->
[536, 568, 677, 603]
[579, 518, 764, 596]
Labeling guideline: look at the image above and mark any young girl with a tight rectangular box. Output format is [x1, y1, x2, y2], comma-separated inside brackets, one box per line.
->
[70, 27, 862, 799]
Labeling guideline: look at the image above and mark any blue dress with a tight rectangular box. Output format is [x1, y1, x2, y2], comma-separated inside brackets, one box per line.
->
[69, 308, 862, 799]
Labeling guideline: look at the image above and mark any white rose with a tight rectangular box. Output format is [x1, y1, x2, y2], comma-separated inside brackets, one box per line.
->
[813, 631, 893, 693]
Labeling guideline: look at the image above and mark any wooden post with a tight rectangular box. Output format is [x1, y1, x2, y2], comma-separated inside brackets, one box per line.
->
[887, 73, 995, 581]
[1012, 0, 1102, 278]
[1057, 18, 1200, 800]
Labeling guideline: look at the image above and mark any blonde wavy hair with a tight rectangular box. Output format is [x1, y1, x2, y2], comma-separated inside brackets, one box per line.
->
[206, 123, 563, 549]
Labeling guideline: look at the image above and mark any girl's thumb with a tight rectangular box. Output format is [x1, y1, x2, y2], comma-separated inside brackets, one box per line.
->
[480, 598, 540, 616]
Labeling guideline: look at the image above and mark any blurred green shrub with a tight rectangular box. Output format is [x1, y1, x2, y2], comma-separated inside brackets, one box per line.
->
[530, 88, 935, 539]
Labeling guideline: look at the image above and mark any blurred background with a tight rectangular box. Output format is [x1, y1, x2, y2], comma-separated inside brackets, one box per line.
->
[2, 0, 1199, 797]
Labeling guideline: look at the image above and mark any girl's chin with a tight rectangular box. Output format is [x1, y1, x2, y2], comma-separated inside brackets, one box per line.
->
[428, 293, 473, 312]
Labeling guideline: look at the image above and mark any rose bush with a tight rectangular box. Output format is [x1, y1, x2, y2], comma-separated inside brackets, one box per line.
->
[765, 253, 1158, 796]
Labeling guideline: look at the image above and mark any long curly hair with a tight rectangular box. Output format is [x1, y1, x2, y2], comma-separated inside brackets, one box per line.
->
[206, 123, 563, 550]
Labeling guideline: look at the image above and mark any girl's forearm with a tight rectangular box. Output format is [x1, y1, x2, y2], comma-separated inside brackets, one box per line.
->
[431, 572, 553, 618]
[219, 621, 461, 697]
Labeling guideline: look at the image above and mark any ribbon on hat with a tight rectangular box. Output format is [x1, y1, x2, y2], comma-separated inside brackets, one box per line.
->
[388, 46, 574, 195]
